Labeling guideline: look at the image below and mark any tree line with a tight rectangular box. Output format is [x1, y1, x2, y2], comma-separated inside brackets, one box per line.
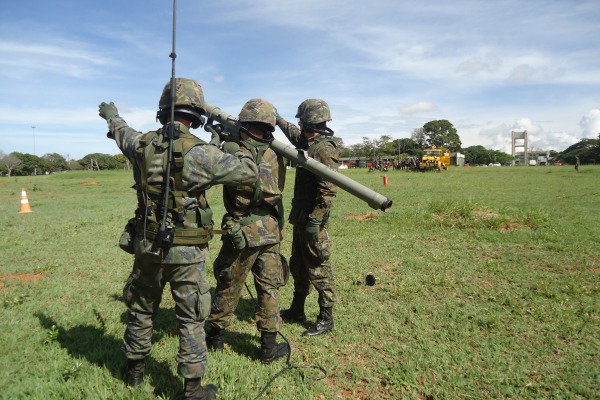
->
[0, 151, 128, 177]
[2, 120, 599, 176]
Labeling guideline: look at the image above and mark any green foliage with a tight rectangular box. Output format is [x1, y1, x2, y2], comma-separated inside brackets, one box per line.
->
[556, 136, 600, 164]
[42, 153, 68, 172]
[113, 154, 128, 165]
[0, 168, 598, 399]
[394, 138, 422, 157]
[423, 120, 462, 152]
[11, 152, 47, 175]
[79, 153, 124, 170]
[463, 145, 514, 165]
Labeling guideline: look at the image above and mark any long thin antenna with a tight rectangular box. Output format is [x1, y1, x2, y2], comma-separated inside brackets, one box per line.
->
[169, 0, 177, 133]
[153, 0, 178, 253]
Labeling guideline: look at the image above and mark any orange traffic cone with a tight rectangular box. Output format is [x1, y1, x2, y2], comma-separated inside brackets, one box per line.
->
[383, 174, 388, 186]
[19, 188, 32, 213]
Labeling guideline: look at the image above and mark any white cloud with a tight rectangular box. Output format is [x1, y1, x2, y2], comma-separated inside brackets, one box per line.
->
[578, 109, 600, 138]
[0, 40, 115, 79]
[456, 53, 503, 76]
[400, 102, 438, 115]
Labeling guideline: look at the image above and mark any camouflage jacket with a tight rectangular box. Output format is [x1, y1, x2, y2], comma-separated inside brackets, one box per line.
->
[106, 116, 258, 264]
[276, 117, 338, 223]
[223, 139, 286, 247]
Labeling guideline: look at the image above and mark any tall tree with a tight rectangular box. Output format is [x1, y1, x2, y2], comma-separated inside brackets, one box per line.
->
[42, 153, 68, 173]
[79, 153, 123, 170]
[1, 152, 23, 177]
[394, 138, 421, 157]
[12, 152, 46, 175]
[375, 135, 395, 156]
[422, 120, 462, 152]
[361, 137, 376, 158]
[332, 136, 351, 157]
[410, 127, 426, 148]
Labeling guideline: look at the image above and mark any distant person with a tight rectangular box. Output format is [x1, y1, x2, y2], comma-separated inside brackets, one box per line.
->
[99, 78, 258, 400]
[575, 156, 580, 172]
[205, 99, 289, 364]
[276, 99, 339, 337]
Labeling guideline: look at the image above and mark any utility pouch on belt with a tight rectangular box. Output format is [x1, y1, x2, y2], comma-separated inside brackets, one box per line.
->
[151, 225, 175, 253]
[221, 214, 246, 251]
[119, 218, 137, 254]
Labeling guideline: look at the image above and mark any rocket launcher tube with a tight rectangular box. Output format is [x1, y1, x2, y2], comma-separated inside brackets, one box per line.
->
[203, 103, 393, 212]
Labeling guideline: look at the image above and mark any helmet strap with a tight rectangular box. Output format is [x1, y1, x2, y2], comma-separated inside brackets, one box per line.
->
[301, 123, 334, 137]
[240, 123, 274, 144]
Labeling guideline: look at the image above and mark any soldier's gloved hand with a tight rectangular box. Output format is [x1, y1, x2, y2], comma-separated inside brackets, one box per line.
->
[305, 217, 322, 243]
[99, 102, 119, 120]
[205, 126, 222, 147]
[222, 141, 240, 155]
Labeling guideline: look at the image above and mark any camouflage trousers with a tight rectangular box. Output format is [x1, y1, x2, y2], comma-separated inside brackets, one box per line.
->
[289, 221, 336, 308]
[122, 254, 212, 379]
[208, 241, 285, 333]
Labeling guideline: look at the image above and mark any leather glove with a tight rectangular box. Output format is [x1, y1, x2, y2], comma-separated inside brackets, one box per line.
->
[305, 217, 322, 243]
[99, 102, 119, 120]
[222, 141, 240, 155]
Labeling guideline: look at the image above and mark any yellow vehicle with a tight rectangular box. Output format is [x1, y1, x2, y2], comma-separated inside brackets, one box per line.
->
[419, 146, 450, 171]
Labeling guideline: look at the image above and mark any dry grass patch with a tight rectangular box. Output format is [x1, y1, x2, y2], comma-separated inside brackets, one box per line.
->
[0, 272, 45, 285]
[345, 212, 378, 221]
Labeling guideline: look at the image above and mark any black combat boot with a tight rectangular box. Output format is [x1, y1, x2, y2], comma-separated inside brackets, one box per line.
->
[280, 293, 307, 323]
[183, 378, 218, 400]
[260, 331, 289, 364]
[302, 306, 334, 337]
[205, 326, 225, 352]
[124, 358, 145, 387]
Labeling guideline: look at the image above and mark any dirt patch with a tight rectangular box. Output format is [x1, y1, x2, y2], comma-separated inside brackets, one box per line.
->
[80, 181, 99, 185]
[473, 210, 500, 219]
[0, 272, 44, 288]
[368, 260, 398, 275]
[0, 181, 9, 185]
[345, 212, 378, 221]
[500, 222, 522, 231]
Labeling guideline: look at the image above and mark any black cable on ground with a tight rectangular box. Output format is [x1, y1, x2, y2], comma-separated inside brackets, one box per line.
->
[243, 282, 328, 400]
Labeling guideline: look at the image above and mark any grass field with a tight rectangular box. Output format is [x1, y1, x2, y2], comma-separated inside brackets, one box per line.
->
[0, 165, 598, 400]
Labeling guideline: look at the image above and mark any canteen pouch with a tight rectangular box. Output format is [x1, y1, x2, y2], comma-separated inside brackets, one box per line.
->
[221, 214, 246, 251]
[119, 218, 137, 254]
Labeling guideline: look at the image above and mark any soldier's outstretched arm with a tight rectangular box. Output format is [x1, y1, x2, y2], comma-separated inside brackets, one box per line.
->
[98, 101, 142, 162]
[187, 144, 258, 189]
[275, 112, 303, 148]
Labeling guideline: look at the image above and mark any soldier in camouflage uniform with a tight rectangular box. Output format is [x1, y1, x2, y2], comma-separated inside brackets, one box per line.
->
[98, 78, 258, 400]
[276, 99, 339, 337]
[205, 99, 289, 364]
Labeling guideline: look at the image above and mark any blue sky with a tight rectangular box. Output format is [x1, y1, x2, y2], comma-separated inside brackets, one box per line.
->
[1, 0, 599, 160]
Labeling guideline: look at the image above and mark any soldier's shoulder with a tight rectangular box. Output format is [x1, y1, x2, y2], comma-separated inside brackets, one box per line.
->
[315, 139, 339, 158]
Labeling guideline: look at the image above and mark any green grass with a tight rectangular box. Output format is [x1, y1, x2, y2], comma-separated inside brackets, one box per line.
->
[0, 166, 599, 399]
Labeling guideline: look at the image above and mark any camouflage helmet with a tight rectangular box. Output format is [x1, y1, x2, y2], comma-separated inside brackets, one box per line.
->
[157, 78, 205, 128]
[295, 99, 332, 124]
[238, 98, 277, 132]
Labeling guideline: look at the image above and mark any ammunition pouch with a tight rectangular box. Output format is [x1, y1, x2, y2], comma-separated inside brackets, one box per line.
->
[119, 218, 137, 254]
